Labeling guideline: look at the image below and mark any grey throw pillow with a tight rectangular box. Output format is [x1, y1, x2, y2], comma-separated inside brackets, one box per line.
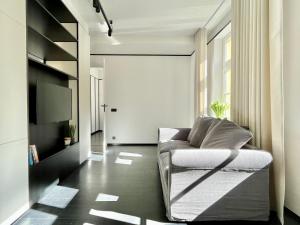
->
[200, 119, 253, 149]
[187, 117, 201, 142]
[189, 117, 218, 147]
[206, 117, 221, 134]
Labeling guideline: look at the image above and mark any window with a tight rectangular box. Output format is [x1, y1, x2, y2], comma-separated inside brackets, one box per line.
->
[207, 23, 231, 118]
[222, 34, 231, 118]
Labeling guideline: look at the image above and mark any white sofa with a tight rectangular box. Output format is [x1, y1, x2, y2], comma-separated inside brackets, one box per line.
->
[157, 127, 273, 222]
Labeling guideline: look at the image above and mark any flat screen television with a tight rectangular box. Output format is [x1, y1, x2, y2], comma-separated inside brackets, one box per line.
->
[36, 82, 72, 124]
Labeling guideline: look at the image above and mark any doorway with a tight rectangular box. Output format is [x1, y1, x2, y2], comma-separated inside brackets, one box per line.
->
[90, 67, 105, 153]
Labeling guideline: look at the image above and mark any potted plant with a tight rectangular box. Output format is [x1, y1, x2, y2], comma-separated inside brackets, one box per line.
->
[69, 124, 76, 145]
[64, 124, 76, 146]
[64, 137, 71, 146]
[210, 101, 230, 119]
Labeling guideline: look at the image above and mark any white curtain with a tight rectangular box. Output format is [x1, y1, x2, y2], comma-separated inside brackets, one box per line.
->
[231, 0, 285, 223]
[194, 29, 207, 117]
[269, 0, 285, 223]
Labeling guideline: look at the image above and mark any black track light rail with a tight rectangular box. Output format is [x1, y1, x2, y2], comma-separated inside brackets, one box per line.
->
[93, 0, 113, 36]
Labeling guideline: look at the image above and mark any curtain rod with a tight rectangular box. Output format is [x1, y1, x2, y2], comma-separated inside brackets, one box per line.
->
[90, 52, 195, 57]
[203, 0, 226, 28]
[207, 20, 231, 45]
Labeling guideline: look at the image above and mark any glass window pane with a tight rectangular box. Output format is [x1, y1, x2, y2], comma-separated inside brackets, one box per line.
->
[226, 69, 231, 93]
[225, 94, 230, 104]
[225, 37, 231, 62]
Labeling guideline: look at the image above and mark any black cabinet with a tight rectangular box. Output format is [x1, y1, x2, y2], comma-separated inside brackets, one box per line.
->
[27, 0, 80, 204]
[29, 144, 80, 203]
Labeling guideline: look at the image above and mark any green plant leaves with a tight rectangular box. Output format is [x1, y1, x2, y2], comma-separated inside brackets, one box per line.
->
[69, 124, 76, 138]
[210, 101, 230, 119]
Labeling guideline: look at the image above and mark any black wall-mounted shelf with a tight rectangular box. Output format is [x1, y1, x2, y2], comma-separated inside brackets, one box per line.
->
[28, 27, 77, 61]
[35, 0, 77, 23]
[29, 143, 80, 203]
[28, 0, 77, 42]
[29, 57, 78, 80]
[27, 0, 79, 206]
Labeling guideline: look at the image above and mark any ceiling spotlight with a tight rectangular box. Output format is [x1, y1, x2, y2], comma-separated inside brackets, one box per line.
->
[92, 0, 113, 36]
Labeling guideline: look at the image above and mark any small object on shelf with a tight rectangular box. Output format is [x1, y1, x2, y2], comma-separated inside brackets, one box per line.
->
[68, 124, 76, 145]
[70, 125, 76, 144]
[64, 137, 71, 146]
[29, 145, 40, 164]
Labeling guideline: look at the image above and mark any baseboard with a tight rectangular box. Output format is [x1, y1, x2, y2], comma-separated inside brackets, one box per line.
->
[0, 203, 30, 225]
[285, 207, 300, 221]
[107, 143, 157, 146]
[91, 130, 102, 135]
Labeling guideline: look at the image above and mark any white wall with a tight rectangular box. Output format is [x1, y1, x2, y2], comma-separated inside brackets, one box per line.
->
[78, 25, 91, 163]
[63, 0, 91, 163]
[96, 55, 193, 144]
[0, 1, 91, 223]
[99, 79, 104, 131]
[0, 1, 29, 224]
[90, 67, 104, 79]
[283, 0, 300, 217]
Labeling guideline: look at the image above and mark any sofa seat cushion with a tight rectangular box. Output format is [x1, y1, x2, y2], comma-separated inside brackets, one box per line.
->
[158, 140, 196, 154]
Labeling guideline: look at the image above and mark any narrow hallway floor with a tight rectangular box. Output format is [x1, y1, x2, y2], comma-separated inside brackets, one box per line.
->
[91, 132, 104, 154]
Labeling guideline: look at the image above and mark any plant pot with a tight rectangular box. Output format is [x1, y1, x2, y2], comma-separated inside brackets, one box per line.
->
[64, 137, 71, 146]
[70, 137, 75, 145]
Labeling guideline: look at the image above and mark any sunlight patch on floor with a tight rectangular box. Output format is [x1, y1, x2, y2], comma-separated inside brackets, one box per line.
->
[146, 219, 187, 225]
[14, 209, 57, 225]
[96, 193, 119, 202]
[115, 157, 132, 165]
[89, 209, 141, 225]
[38, 185, 78, 208]
[89, 153, 103, 162]
[119, 152, 143, 158]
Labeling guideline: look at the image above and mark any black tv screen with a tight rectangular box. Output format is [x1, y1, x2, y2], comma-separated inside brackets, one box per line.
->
[37, 82, 72, 124]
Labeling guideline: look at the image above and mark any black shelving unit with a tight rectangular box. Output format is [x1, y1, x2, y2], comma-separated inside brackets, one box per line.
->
[35, 0, 77, 23]
[27, 0, 77, 42]
[29, 143, 80, 203]
[27, 0, 80, 204]
[28, 57, 78, 80]
[28, 27, 77, 61]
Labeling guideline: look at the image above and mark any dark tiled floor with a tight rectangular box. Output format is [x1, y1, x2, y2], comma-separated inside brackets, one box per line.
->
[285, 209, 300, 225]
[16, 145, 299, 225]
[91, 132, 104, 153]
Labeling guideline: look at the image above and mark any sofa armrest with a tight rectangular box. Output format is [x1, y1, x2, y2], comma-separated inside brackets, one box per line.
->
[170, 149, 273, 172]
[158, 128, 191, 142]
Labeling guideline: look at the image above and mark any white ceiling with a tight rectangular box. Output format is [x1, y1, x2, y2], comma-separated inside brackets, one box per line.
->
[71, 0, 230, 55]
